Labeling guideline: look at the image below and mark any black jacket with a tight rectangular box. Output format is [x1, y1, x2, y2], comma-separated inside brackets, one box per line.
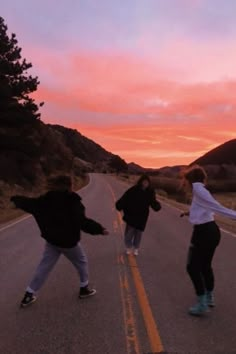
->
[115, 185, 161, 231]
[11, 191, 105, 248]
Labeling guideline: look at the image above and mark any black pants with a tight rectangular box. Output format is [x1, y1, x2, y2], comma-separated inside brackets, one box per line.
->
[186, 221, 221, 296]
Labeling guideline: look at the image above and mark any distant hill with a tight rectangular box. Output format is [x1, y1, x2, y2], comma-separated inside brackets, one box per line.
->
[128, 139, 236, 176]
[128, 162, 185, 176]
[128, 162, 147, 174]
[192, 139, 236, 165]
[158, 165, 186, 175]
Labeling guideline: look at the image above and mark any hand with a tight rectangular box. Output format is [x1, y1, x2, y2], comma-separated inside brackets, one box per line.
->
[180, 211, 189, 217]
[10, 196, 18, 206]
[102, 229, 109, 235]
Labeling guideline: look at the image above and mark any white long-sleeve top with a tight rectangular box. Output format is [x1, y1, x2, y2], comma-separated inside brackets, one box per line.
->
[189, 182, 236, 225]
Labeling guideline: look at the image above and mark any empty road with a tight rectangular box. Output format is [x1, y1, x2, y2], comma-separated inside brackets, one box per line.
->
[1, 173, 236, 354]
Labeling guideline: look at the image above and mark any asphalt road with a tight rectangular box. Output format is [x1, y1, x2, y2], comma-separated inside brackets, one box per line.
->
[1, 173, 236, 354]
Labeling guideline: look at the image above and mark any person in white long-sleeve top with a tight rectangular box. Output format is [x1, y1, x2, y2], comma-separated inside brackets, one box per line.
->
[181, 165, 236, 316]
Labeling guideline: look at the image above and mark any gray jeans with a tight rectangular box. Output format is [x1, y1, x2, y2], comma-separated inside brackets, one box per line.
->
[124, 224, 143, 249]
[27, 242, 88, 293]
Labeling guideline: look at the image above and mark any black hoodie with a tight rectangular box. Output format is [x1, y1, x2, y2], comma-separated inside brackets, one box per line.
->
[11, 191, 105, 248]
[115, 185, 161, 231]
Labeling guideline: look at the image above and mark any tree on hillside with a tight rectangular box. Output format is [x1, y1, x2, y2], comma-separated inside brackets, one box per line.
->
[0, 16, 43, 125]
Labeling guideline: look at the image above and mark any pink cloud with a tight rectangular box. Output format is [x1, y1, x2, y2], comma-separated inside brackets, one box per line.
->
[140, 36, 236, 83]
[28, 44, 236, 167]
[178, 0, 205, 8]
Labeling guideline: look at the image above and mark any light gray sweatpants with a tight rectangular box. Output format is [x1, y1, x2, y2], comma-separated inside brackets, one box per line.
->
[124, 224, 143, 249]
[27, 242, 88, 294]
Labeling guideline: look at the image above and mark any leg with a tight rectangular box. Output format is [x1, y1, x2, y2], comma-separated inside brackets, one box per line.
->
[201, 247, 216, 292]
[133, 229, 143, 250]
[200, 222, 221, 307]
[124, 224, 135, 249]
[201, 247, 217, 307]
[186, 222, 220, 315]
[62, 243, 96, 299]
[186, 244, 205, 296]
[186, 244, 208, 315]
[27, 243, 61, 293]
[201, 223, 221, 292]
[62, 243, 89, 287]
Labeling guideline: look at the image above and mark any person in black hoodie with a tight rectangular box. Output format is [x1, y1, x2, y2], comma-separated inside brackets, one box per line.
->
[11, 175, 108, 308]
[115, 174, 161, 256]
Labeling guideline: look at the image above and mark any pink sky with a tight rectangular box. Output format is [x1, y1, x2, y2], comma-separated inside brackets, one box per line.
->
[2, 0, 236, 167]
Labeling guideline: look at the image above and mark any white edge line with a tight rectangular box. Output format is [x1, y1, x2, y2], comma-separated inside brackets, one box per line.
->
[220, 228, 236, 238]
[77, 174, 91, 193]
[0, 175, 92, 233]
[0, 215, 32, 233]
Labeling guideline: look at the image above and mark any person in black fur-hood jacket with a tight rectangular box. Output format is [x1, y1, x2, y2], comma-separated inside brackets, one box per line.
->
[115, 174, 161, 256]
[11, 175, 108, 308]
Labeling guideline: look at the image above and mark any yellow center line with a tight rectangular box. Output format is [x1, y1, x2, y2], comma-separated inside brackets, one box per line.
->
[107, 181, 164, 353]
[115, 219, 141, 353]
[128, 255, 164, 353]
[109, 185, 140, 353]
[118, 264, 141, 354]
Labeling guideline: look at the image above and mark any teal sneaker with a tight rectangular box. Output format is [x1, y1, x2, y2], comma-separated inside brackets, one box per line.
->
[206, 291, 215, 307]
[189, 294, 208, 316]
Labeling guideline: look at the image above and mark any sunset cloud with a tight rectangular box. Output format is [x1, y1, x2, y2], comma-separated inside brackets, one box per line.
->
[2, 0, 236, 167]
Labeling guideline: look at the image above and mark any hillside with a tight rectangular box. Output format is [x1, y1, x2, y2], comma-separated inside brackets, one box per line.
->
[128, 162, 148, 174]
[0, 119, 126, 188]
[127, 162, 185, 177]
[50, 124, 113, 165]
[192, 139, 236, 165]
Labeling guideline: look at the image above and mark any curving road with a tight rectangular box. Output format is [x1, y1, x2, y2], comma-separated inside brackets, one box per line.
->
[1, 173, 236, 354]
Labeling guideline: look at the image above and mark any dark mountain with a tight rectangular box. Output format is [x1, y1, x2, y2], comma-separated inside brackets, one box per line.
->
[0, 119, 127, 187]
[128, 162, 164, 175]
[50, 124, 113, 164]
[157, 165, 186, 175]
[192, 139, 236, 165]
[128, 162, 147, 174]
[127, 162, 185, 177]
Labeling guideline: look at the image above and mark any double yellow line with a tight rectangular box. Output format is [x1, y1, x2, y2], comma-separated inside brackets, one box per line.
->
[128, 255, 164, 353]
[109, 184, 164, 353]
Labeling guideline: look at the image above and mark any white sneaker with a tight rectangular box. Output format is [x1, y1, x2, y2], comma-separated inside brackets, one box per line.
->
[133, 249, 139, 256]
[126, 249, 132, 255]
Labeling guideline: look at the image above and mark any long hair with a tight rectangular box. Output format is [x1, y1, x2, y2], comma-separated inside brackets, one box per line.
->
[136, 174, 151, 187]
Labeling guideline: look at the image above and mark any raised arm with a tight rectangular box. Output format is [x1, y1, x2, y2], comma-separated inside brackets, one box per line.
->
[74, 197, 108, 235]
[194, 185, 236, 220]
[10, 195, 38, 214]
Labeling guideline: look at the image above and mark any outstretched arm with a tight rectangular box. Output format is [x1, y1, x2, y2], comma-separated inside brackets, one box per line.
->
[10, 196, 38, 214]
[74, 199, 108, 235]
[195, 185, 236, 220]
[180, 211, 190, 217]
[81, 217, 108, 235]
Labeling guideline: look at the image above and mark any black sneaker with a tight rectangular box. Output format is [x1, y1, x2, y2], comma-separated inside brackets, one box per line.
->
[20, 291, 37, 308]
[79, 286, 96, 299]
